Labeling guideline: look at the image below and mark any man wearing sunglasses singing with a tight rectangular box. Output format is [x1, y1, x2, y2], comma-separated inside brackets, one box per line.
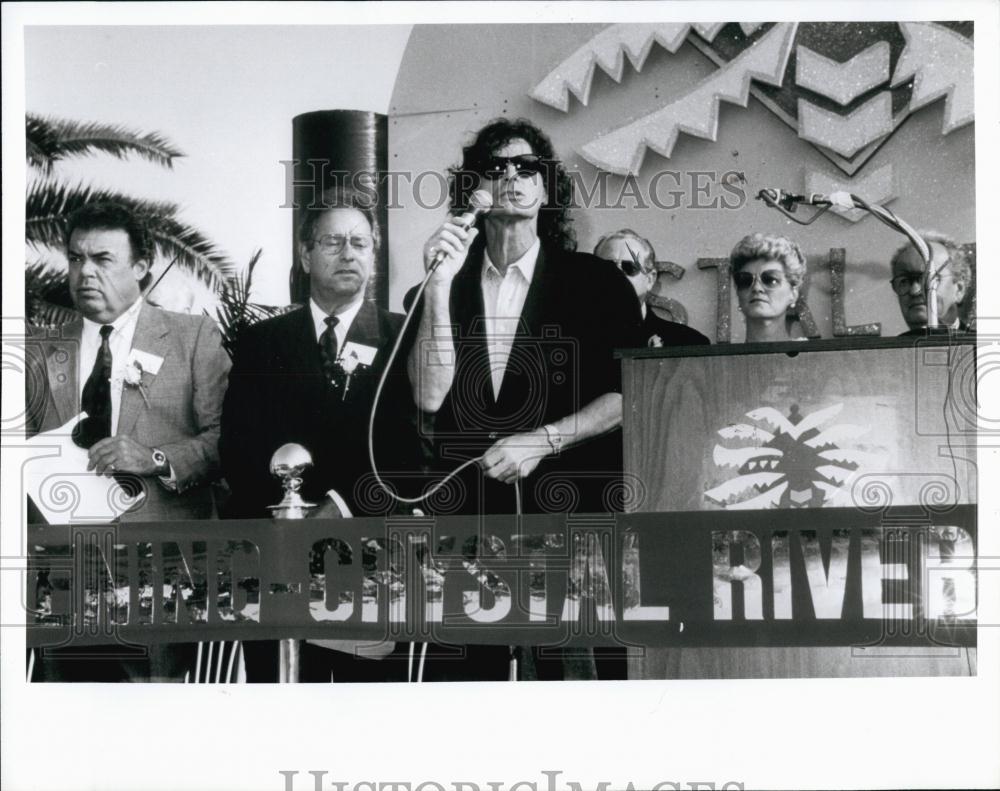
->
[405, 118, 642, 681]
[889, 232, 973, 335]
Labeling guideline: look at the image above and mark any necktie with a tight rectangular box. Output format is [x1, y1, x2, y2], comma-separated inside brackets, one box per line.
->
[318, 315, 340, 383]
[74, 325, 113, 448]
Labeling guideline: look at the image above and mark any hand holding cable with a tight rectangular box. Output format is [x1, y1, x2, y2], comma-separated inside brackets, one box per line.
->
[479, 428, 553, 485]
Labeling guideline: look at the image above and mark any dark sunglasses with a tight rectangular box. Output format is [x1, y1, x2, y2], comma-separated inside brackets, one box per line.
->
[475, 154, 549, 179]
[601, 242, 647, 277]
[734, 270, 786, 291]
[617, 258, 644, 277]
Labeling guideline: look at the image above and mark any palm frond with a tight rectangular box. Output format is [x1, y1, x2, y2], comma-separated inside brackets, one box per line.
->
[25, 259, 74, 308]
[26, 181, 235, 286]
[28, 299, 80, 328]
[26, 261, 78, 326]
[26, 114, 184, 174]
[215, 249, 290, 356]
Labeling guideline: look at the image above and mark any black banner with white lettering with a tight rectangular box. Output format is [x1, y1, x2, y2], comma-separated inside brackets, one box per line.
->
[26, 506, 976, 648]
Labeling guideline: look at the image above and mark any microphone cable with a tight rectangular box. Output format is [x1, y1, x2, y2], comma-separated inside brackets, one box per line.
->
[367, 191, 496, 508]
[370, 270, 527, 684]
[365, 269, 531, 513]
[365, 264, 484, 507]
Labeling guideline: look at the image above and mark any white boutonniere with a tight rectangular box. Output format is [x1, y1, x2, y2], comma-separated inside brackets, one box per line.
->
[648, 334, 664, 348]
[122, 361, 151, 407]
[336, 342, 377, 401]
[339, 351, 361, 376]
[337, 352, 362, 400]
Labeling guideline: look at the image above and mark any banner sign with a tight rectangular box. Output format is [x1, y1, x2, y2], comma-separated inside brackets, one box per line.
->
[27, 506, 976, 649]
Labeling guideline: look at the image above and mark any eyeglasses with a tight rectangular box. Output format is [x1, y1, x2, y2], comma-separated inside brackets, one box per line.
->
[733, 270, 787, 291]
[476, 154, 549, 180]
[890, 270, 954, 296]
[312, 234, 374, 255]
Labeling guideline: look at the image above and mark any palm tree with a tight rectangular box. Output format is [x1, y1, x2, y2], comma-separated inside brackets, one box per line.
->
[25, 114, 236, 325]
[213, 249, 288, 357]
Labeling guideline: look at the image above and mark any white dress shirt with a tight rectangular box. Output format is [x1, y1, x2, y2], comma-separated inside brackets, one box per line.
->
[310, 297, 364, 349]
[80, 298, 179, 486]
[79, 297, 143, 434]
[481, 238, 540, 398]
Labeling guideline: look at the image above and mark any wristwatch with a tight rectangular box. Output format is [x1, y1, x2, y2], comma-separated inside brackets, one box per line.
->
[542, 424, 562, 455]
[151, 447, 168, 474]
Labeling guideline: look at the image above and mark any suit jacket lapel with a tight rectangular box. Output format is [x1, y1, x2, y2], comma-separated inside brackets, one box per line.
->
[291, 305, 324, 375]
[44, 319, 83, 427]
[453, 254, 494, 406]
[513, 244, 553, 345]
[117, 303, 170, 437]
[496, 245, 554, 404]
[343, 301, 382, 351]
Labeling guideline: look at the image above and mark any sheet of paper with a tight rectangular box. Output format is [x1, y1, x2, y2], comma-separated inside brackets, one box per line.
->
[24, 413, 145, 523]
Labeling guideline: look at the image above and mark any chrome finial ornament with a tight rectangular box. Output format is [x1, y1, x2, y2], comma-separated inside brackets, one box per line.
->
[268, 443, 317, 519]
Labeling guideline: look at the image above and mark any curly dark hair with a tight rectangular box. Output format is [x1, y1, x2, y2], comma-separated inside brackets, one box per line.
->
[449, 117, 577, 252]
[65, 202, 155, 289]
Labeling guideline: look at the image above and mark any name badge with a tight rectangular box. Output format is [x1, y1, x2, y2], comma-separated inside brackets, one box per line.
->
[128, 348, 164, 375]
[341, 342, 377, 366]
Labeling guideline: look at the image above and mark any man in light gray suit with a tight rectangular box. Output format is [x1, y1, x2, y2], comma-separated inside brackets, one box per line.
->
[26, 202, 231, 524]
[27, 202, 231, 681]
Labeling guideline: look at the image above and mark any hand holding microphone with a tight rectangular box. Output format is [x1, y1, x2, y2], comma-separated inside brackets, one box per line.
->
[422, 189, 493, 282]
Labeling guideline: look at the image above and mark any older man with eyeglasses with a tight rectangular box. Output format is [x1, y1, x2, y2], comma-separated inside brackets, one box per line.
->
[890, 231, 974, 336]
[594, 228, 709, 348]
[222, 185, 419, 522]
[220, 186, 420, 681]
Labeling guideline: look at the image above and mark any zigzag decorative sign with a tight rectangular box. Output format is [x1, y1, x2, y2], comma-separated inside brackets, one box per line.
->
[797, 92, 893, 158]
[529, 22, 773, 113]
[578, 23, 797, 175]
[891, 22, 974, 134]
[805, 164, 896, 223]
[795, 42, 890, 105]
[529, 23, 717, 113]
[531, 22, 974, 177]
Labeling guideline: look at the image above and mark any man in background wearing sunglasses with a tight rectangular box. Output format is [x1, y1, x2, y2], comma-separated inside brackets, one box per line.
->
[405, 117, 642, 680]
[890, 232, 974, 336]
[594, 228, 709, 348]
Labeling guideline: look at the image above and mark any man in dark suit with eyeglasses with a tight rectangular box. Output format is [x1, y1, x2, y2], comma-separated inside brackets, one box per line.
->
[890, 232, 974, 336]
[220, 187, 418, 682]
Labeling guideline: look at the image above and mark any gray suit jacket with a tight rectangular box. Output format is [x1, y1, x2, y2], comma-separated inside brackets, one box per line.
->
[26, 303, 231, 521]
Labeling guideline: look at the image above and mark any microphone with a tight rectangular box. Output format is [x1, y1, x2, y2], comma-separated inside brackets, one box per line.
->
[757, 188, 856, 211]
[429, 189, 493, 272]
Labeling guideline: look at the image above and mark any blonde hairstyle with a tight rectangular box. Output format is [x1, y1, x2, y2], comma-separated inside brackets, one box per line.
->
[729, 233, 807, 286]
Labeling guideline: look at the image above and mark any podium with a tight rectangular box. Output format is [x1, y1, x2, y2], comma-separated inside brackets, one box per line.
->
[619, 336, 978, 678]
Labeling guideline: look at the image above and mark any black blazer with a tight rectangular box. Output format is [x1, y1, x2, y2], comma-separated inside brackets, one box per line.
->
[642, 310, 711, 347]
[405, 243, 643, 514]
[899, 323, 973, 337]
[220, 302, 418, 517]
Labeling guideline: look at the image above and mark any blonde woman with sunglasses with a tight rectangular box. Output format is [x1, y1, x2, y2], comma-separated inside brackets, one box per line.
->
[730, 233, 808, 343]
